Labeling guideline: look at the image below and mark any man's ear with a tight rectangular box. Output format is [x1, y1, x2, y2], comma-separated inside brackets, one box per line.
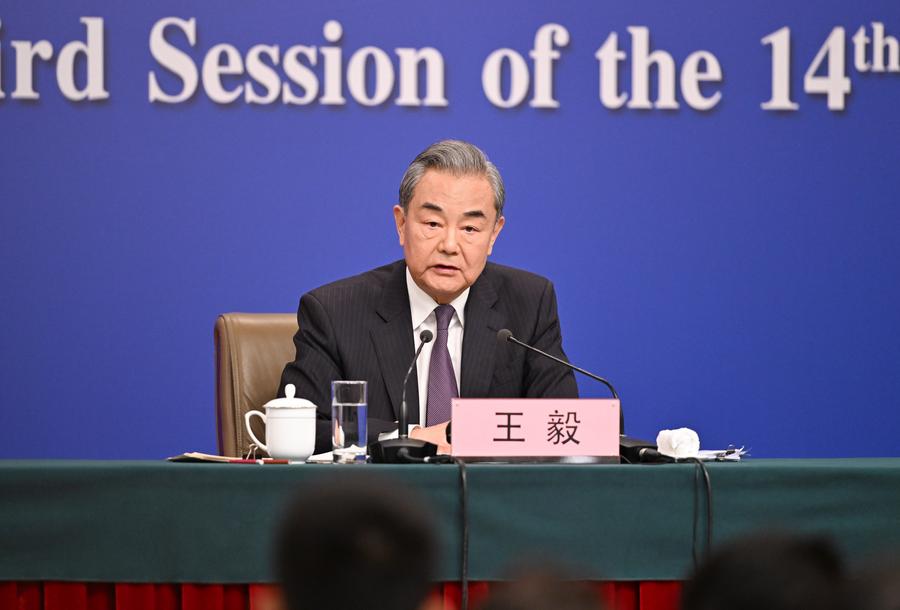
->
[487, 215, 505, 255]
[393, 204, 407, 246]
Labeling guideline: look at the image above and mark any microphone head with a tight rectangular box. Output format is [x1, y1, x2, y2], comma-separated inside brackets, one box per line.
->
[497, 328, 513, 345]
[419, 329, 434, 343]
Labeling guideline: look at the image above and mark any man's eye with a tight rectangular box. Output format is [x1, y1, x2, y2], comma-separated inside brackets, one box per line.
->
[463, 226, 478, 233]
[426, 221, 439, 228]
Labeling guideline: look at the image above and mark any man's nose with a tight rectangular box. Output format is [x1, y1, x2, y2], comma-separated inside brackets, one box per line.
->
[438, 227, 459, 254]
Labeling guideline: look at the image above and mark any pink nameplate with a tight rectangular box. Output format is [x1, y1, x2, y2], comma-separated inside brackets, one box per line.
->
[451, 398, 620, 460]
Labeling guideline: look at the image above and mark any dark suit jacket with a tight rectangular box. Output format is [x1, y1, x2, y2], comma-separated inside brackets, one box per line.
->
[280, 260, 578, 454]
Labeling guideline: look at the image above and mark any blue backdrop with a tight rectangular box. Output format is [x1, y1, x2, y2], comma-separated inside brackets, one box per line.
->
[2, 1, 898, 458]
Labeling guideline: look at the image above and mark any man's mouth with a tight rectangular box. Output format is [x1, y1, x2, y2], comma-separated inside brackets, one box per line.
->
[431, 264, 459, 274]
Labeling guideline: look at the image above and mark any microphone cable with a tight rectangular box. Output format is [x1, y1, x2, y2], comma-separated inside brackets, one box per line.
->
[679, 457, 713, 569]
[635, 448, 714, 565]
[396, 450, 470, 610]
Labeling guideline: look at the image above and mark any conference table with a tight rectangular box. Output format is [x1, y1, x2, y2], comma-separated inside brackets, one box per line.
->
[2, 459, 900, 610]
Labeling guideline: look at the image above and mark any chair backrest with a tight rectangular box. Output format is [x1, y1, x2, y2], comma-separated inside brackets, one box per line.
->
[214, 313, 298, 457]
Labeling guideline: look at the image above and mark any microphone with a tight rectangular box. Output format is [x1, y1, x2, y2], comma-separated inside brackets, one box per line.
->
[496, 329, 619, 399]
[497, 329, 663, 460]
[497, 328, 628, 436]
[369, 330, 439, 463]
[637, 448, 675, 463]
[399, 330, 433, 437]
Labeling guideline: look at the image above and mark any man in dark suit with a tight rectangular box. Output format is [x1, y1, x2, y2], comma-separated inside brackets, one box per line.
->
[280, 140, 577, 455]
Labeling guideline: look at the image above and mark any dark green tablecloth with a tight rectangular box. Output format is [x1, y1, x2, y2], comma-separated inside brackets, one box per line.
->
[2, 459, 899, 583]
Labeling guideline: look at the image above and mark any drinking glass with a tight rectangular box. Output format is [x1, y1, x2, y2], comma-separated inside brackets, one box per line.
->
[331, 380, 368, 463]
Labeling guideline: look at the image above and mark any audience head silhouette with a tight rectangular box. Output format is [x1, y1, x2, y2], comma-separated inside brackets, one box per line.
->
[274, 477, 438, 610]
[683, 531, 850, 610]
[478, 567, 604, 610]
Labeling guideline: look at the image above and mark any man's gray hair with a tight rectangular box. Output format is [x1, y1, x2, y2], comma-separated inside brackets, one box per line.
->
[398, 140, 505, 219]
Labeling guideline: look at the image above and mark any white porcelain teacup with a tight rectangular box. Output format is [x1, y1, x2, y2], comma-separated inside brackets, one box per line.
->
[244, 384, 317, 462]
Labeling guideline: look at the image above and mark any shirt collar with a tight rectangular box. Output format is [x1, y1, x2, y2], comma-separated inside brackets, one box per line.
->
[406, 267, 469, 330]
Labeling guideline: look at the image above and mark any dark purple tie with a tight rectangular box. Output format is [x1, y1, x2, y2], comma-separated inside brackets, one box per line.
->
[426, 304, 458, 426]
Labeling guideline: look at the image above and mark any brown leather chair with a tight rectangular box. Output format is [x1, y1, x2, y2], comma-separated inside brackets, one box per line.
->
[214, 313, 298, 457]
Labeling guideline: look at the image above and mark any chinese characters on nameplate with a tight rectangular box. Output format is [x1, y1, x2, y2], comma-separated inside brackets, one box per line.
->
[451, 399, 620, 460]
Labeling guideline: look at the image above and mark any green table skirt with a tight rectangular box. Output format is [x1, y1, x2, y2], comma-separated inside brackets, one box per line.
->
[2, 459, 899, 583]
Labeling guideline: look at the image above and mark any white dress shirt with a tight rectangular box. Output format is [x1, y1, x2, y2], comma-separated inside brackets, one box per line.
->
[406, 268, 468, 426]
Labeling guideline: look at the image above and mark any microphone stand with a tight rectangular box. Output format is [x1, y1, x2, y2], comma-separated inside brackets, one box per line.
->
[498, 329, 656, 459]
[501, 331, 619, 399]
[370, 331, 439, 463]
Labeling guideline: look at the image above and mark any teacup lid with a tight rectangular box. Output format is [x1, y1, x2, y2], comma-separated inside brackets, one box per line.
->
[263, 384, 317, 409]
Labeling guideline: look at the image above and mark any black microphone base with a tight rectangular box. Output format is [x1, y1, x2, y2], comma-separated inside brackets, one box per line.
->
[369, 437, 439, 464]
[619, 435, 657, 464]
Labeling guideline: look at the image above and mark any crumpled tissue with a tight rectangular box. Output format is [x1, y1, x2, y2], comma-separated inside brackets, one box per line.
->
[656, 428, 700, 459]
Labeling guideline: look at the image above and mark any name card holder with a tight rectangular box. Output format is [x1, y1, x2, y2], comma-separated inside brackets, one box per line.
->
[450, 398, 620, 463]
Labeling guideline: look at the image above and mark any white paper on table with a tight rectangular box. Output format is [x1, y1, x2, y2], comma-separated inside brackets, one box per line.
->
[306, 451, 334, 463]
[696, 447, 746, 461]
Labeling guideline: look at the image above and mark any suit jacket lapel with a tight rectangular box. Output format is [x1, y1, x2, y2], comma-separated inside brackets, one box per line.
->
[461, 267, 505, 398]
[371, 261, 420, 424]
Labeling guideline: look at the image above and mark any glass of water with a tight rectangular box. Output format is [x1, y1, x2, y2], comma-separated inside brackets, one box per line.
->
[331, 380, 368, 463]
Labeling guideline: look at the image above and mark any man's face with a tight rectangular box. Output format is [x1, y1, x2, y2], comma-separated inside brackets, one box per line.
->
[394, 170, 505, 304]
